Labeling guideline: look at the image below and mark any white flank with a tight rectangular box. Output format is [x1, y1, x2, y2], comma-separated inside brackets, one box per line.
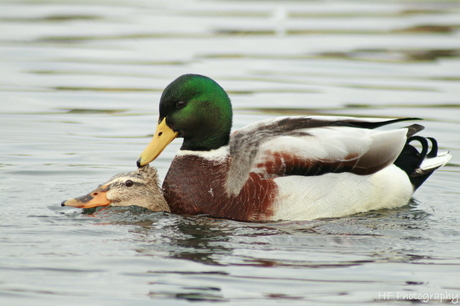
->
[272, 165, 413, 221]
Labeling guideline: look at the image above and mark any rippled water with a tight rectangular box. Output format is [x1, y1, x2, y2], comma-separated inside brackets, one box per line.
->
[1, 0, 460, 304]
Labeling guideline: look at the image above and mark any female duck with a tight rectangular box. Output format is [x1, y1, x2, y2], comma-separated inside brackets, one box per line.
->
[62, 165, 170, 212]
[137, 74, 450, 222]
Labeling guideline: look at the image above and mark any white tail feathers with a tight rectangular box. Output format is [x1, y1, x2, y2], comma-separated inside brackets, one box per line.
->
[417, 151, 452, 174]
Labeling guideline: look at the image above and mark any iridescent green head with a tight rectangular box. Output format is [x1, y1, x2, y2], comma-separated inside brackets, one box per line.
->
[137, 74, 233, 166]
[159, 74, 233, 151]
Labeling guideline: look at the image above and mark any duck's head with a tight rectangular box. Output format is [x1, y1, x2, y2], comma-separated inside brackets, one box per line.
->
[137, 74, 233, 167]
[61, 165, 170, 212]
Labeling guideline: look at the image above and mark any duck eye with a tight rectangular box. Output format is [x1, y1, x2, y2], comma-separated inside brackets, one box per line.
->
[176, 101, 186, 109]
[125, 180, 134, 187]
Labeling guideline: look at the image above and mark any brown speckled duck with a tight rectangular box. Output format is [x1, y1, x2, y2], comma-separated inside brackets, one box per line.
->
[136, 74, 451, 222]
[61, 165, 170, 212]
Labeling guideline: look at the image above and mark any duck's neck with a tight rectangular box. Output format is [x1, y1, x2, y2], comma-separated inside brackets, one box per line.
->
[176, 145, 230, 161]
[179, 112, 232, 151]
[180, 132, 230, 151]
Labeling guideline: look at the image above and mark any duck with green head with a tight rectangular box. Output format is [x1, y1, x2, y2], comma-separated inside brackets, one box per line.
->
[137, 74, 451, 222]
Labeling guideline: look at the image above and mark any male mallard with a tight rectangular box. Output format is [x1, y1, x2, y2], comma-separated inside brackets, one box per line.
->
[61, 165, 170, 212]
[137, 74, 451, 222]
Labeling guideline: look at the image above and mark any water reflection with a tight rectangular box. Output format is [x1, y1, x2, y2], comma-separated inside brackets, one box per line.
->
[149, 285, 227, 302]
[62, 108, 128, 114]
[318, 48, 460, 62]
[79, 200, 434, 270]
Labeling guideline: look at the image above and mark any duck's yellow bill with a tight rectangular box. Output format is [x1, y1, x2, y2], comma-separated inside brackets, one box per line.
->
[61, 186, 111, 209]
[137, 117, 178, 167]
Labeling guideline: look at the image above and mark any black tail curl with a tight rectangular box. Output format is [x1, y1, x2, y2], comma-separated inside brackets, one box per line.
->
[394, 136, 440, 190]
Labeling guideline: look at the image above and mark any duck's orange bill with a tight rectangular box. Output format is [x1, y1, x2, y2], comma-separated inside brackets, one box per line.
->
[137, 117, 178, 167]
[61, 185, 111, 209]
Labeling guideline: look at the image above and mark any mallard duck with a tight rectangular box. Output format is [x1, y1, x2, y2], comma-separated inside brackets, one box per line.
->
[136, 74, 451, 222]
[61, 165, 170, 212]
